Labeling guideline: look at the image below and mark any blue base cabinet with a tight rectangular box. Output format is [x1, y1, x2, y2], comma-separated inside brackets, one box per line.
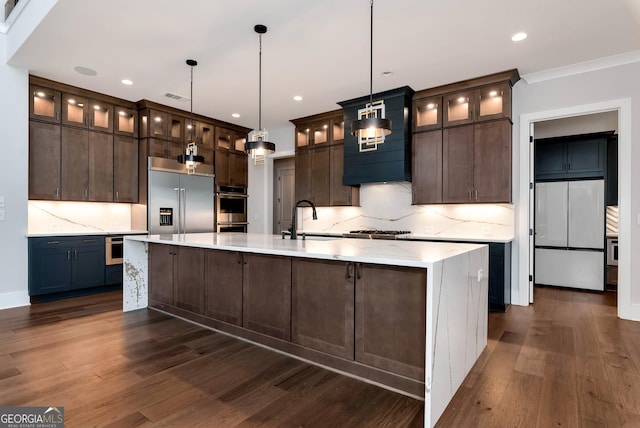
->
[29, 236, 106, 296]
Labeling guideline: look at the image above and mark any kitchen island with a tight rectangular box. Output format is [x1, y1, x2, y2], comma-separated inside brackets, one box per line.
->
[124, 233, 488, 427]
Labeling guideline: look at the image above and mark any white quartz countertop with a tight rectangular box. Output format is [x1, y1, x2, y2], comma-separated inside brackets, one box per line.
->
[289, 230, 513, 243]
[126, 232, 486, 268]
[28, 230, 148, 237]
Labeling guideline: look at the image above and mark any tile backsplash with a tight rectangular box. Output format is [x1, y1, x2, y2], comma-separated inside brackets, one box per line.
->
[28, 201, 133, 234]
[297, 182, 515, 241]
[606, 206, 619, 235]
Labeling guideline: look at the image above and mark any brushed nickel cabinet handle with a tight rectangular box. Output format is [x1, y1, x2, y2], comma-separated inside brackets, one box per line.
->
[47, 241, 60, 245]
[67, 250, 71, 260]
[475, 189, 478, 200]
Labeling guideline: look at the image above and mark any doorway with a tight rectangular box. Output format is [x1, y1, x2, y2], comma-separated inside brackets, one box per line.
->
[531, 112, 617, 295]
[519, 98, 632, 320]
[272, 157, 295, 235]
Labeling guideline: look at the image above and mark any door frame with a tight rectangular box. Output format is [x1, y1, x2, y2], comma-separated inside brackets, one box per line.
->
[517, 98, 633, 320]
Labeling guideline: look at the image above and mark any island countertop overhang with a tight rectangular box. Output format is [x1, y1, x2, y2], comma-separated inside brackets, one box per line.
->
[125, 232, 486, 269]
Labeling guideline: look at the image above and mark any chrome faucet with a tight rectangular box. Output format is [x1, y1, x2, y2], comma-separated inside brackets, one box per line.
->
[291, 199, 317, 239]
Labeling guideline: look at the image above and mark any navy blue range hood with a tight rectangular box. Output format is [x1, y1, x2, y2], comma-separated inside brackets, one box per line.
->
[338, 86, 414, 185]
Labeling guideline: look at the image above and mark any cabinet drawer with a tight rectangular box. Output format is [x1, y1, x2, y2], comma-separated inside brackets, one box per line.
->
[29, 236, 74, 249]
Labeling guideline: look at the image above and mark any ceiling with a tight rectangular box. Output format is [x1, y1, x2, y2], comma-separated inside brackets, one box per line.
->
[7, 0, 640, 131]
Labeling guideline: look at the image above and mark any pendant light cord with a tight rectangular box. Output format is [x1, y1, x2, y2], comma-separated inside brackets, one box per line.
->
[258, 32, 263, 132]
[189, 64, 194, 142]
[369, 0, 374, 113]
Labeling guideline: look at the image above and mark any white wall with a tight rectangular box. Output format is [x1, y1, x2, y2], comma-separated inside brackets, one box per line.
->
[0, 33, 29, 309]
[513, 61, 639, 320]
[534, 111, 618, 139]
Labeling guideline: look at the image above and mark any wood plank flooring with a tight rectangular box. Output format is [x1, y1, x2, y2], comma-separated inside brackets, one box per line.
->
[1, 286, 638, 427]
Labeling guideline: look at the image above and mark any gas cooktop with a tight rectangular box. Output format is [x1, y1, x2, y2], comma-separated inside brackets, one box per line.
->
[342, 230, 411, 240]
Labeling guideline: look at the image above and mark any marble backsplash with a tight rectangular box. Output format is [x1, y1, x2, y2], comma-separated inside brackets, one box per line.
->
[297, 182, 515, 241]
[28, 201, 133, 234]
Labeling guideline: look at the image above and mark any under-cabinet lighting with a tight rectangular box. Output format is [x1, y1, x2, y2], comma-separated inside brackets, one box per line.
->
[489, 90, 498, 97]
[426, 103, 435, 109]
[118, 111, 127, 116]
[93, 105, 101, 110]
[154, 117, 162, 123]
[458, 97, 467, 103]
[36, 92, 45, 97]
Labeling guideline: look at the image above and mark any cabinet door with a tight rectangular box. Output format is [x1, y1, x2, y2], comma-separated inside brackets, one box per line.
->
[170, 115, 185, 143]
[148, 138, 167, 158]
[295, 148, 312, 202]
[30, 85, 61, 123]
[149, 244, 176, 306]
[149, 110, 168, 139]
[71, 239, 105, 290]
[535, 141, 567, 180]
[28, 244, 72, 295]
[413, 96, 442, 132]
[215, 127, 233, 150]
[113, 135, 138, 202]
[443, 125, 474, 203]
[311, 146, 330, 206]
[242, 254, 292, 340]
[61, 127, 89, 201]
[215, 149, 230, 186]
[174, 246, 204, 314]
[61, 93, 89, 127]
[330, 143, 358, 206]
[196, 121, 214, 149]
[89, 100, 113, 132]
[355, 264, 426, 381]
[204, 250, 243, 325]
[443, 90, 475, 126]
[229, 153, 248, 187]
[88, 132, 114, 201]
[477, 82, 511, 121]
[292, 259, 354, 359]
[412, 130, 443, 204]
[167, 141, 184, 160]
[567, 138, 605, 178]
[474, 120, 511, 203]
[29, 121, 61, 200]
[115, 106, 137, 136]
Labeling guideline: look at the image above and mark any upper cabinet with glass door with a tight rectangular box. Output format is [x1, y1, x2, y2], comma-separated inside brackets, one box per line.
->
[292, 110, 342, 148]
[60, 93, 113, 132]
[30, 85, 61, 123]
[114, 106, 138, 136]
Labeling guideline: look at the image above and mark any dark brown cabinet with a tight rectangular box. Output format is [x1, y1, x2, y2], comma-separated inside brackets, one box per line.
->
[114, 106, 138, 136]
[174, 246, 205, 314]
[204, 250, 243, 326]
[113, 135, 138, 202]
[148, 243, 176, 306]
[291, 258, 354, 359]
[215, 127, 248, 187]
[443, 120, 511, 203]
[29, 121, 61, 200]
[29, 76, 138, 203]
[411, 70, 518, 205]
[292, 111, 359, 207]
[355, 264, 426, 381]
[61, 127, 114, 201]
[412, 130, 443, 204]
[242, 253, 292, 341]
[30, 84, 61, 123]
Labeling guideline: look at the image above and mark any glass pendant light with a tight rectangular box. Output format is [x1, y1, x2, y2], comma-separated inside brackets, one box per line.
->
[177, 59, 205, 174]
[245, 24, 276, 166]
[350, 0, 392, 153]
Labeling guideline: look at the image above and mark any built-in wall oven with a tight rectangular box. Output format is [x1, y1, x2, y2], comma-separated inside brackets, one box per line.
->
[216, 186, 248, 233]
[105, 236, 124, 265]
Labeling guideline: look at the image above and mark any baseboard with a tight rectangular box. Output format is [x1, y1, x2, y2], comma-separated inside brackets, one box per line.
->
[0, 290, 30, 310]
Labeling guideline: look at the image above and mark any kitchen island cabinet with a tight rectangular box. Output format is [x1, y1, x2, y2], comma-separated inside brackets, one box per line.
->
[124, 233, 488, 427]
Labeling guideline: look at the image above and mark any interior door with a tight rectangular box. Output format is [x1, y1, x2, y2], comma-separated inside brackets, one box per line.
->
[535, 181, 568, 247]
[273, 157, 295, 234]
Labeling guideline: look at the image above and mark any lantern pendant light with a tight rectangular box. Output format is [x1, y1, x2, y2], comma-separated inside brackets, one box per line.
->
[177, 59, 205, 174]
[350, 0, 391, 153]
[245, 24, 276, 166]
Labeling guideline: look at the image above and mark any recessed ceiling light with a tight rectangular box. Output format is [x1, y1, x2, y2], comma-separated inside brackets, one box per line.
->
[121, 79, 133, 85]
[74, 66, 97, 76]
[293, 95, 303, 101]
[511, 32, 527, 42]
[232, 113, 240, 118]
[381, 71, 393, 77]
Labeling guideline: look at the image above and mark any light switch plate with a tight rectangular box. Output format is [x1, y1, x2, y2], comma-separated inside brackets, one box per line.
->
[0, 209, 5, 222]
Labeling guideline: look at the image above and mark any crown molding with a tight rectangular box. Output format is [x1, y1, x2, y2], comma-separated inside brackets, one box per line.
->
[522, 50, 640, 84]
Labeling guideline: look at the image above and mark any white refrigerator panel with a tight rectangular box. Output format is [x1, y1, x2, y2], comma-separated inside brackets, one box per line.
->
[568, 180, 604, 249]
[535, 182, 568, 247]
[535, 248, 604, 291]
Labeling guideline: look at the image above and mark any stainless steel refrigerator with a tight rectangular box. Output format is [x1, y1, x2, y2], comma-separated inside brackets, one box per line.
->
[534, 179, 605, 290]
[148, 157, 215, 234]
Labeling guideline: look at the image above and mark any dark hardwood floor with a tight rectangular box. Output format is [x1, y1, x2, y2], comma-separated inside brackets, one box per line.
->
[1, 286, 637, 427]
